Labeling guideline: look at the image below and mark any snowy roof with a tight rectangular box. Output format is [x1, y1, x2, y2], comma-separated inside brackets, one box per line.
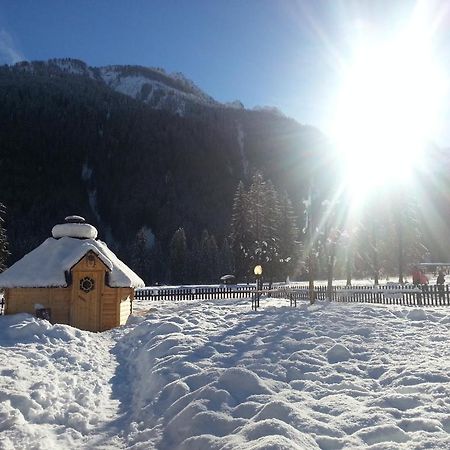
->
[0, 236, 145, 289]
[52, 222, 98, 239]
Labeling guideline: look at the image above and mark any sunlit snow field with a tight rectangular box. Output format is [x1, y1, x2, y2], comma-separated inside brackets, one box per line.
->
[1, 297, 450, 449]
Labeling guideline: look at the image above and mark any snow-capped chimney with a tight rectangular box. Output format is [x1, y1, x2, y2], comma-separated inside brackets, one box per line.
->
[51, 215, 98, 239]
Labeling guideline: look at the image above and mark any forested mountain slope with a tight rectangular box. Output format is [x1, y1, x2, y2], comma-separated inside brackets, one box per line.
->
[0, 60, 329, 268]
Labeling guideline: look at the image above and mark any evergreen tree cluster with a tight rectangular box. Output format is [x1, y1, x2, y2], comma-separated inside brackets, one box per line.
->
[302, 186, 429, 284]
[229, 173, 299, 282]
[126, 226, 234, 285]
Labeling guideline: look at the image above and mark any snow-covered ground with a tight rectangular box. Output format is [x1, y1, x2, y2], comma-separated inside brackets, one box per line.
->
[2, 297, 450, 449]
[0, 314, 121, 449]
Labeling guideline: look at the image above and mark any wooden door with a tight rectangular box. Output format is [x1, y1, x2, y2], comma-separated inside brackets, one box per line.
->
[70, 270, 102, 331]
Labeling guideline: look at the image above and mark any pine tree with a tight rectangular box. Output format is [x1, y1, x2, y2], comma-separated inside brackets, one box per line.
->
[196, 230, 220, 283]
[336, 227, 356, 286]
[324, 226, 340, 299]
[313, 198, 341, 299]
[277, 191, 299, 280]
[149, 240, 166, 285]
[390, 189, 427, 283]
[246, 172, 282, 276]
[355, 194, 391, 284]
[0, 203, 9, 272]
[130, 227, 151, 283]
[247, 172, 267, 265]
[230, 174, 298, 283]
[229, 181, 250, 280]
[187, 237, 201, 283]
[353, 188, 426, 283]
[261, 181, 281, 282]
[199, 229, 211, 283]
[301, 182, 319, 302]
[206, 234, 220, 282]
[169, 228, 188, 284]
[219, 237, 235, 276]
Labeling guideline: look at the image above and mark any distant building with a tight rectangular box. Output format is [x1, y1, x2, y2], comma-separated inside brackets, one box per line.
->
[0, 216, 144, 331]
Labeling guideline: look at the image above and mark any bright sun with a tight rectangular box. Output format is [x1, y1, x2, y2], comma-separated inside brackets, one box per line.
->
[333, 19, 447, 199]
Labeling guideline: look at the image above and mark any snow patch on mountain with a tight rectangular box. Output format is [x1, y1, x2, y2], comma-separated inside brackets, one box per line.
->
[99, 66, 218, 115]
[100, 71, 154, 99]
[51, 59, 96, 77]
[170, 71, 217, 104]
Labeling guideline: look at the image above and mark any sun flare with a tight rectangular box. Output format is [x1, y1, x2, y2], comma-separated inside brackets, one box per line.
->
[333, 20, 447, 199]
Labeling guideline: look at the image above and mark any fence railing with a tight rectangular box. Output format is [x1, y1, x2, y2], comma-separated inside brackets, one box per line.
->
[135, 283, 450, 307]
[135, 284, 272, 301]
[273, 284, 450, 307]
[324, 284, 450, 306]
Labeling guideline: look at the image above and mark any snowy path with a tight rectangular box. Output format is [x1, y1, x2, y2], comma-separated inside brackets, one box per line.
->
[123, 298, 450, 449]
[0, 314, 123, 449]
[2, 299, 450, 449]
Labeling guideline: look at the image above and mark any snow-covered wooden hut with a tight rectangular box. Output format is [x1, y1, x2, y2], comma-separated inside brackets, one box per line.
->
[0, 216, 144, 331]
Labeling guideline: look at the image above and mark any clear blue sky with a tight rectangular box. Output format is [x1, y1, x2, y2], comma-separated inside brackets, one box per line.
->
[0, 0, 449, 144]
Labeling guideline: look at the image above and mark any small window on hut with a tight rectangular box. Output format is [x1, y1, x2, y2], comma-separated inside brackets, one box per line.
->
[80, 276, 95, 293]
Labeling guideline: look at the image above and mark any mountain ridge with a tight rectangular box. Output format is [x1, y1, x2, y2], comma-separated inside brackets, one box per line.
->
[0, 58, 330, 276]
[12, 58, 289, 119]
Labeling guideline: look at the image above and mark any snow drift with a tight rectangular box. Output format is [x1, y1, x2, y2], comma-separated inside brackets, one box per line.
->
[2, 298, 450, 449]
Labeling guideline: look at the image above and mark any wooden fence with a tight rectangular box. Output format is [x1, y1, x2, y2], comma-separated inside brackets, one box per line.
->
[135, 283, 450, 307]
[134, 284, 272, 301]
[323, 284, 450, 307]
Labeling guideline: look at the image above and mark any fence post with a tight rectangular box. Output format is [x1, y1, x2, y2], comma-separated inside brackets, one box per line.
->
[417, 286, 423, 306]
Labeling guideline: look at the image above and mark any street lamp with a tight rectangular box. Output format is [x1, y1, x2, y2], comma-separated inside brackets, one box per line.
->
[253, 265, 263, 309]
